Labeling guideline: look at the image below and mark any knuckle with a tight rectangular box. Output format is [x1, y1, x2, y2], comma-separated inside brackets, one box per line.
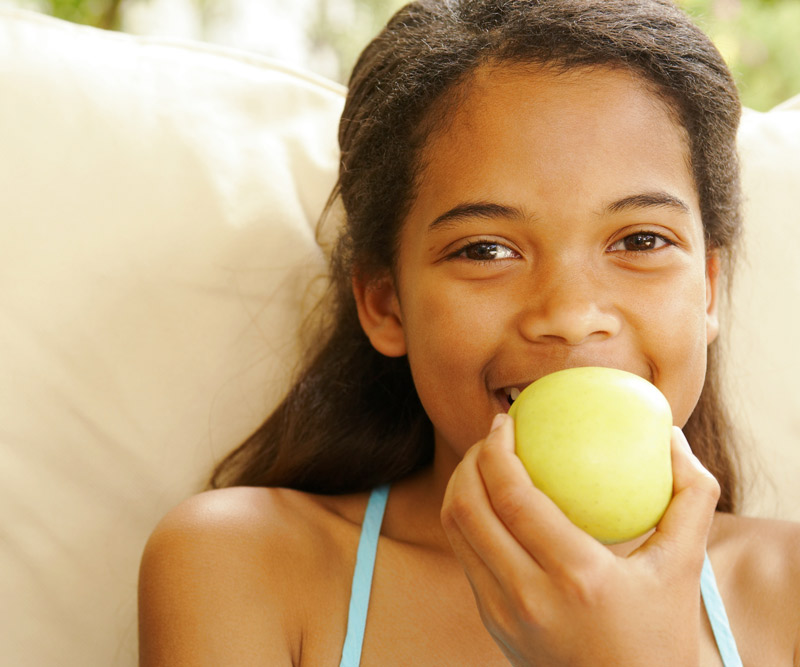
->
[553, 560, 609, 607]
[439, 503, 456, 532]
[692, 472, 721, 506]
[490, 485, 528, 525]
[507, 585, 545, 629]
[474, 441, 497, 468]
[441, 490, 475, 529]
[476, 592, 514, 637]
[705, 473, 722, 500]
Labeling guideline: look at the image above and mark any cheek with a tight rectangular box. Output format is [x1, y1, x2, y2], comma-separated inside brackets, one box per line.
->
[665, 339, 708, 427]
[403, 278, 506, 368]
[643, 276, 710, 426]
[400, 280, 509, 445]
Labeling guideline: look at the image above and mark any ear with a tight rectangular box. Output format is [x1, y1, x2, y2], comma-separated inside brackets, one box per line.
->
[352, 271, 407, 357]
[705, 250, 721, 345]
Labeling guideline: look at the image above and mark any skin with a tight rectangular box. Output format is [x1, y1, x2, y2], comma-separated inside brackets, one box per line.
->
[375, 63, 716, 472]
[138, 65, 800, 666]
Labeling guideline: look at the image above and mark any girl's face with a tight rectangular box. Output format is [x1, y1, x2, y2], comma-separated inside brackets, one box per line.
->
[359, 64, 719, 464]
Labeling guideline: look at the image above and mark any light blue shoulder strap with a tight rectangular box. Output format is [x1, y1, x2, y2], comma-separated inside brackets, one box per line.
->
[339, 484, 390, 667]
[701, 551, 743, 667]
[341, 501, 738, 667]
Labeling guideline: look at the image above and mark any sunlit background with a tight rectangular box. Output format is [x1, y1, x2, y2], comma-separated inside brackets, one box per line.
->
[4, 0, 799, 110]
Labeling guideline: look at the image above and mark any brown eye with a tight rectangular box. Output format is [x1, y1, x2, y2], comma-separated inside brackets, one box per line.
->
[455, 241, 517, 262]
[626, 233, 658, 250]
[465, 242, 501, 260]
[610, 233, 671, 253]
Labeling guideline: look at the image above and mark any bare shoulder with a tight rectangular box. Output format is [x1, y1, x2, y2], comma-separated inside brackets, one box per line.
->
[138, 486, 369, 666]
[709, 512, 800, 665]
[711, 511, 800, 582]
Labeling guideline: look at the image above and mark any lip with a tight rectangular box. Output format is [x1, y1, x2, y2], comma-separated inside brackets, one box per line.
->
[494, 389, 513, 413]
[494, 385, 531, 413]
[491, 362, 654, 412]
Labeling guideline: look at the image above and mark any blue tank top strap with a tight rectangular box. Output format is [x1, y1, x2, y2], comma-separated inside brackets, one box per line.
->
[338, 489, 741, 666]
[701, 551, 743, 667]
[339, 484, 390, 667]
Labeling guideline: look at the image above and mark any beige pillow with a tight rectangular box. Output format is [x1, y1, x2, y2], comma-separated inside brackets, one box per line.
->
[732, 96, 800, 520]
[0, 6, 797, 666]
[0, 7, 342, 665]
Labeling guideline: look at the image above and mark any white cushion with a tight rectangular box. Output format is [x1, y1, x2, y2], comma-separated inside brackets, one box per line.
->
[732, 95, 800, 519]
[0, 8, 343, 665]
[0, 6, 797, 666]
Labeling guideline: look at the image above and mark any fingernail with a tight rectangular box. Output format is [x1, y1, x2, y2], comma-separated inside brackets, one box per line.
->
[490, 413, 506, 432]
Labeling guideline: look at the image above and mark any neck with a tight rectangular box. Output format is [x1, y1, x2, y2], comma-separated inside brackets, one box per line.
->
[394, 440, 652, 558]
[379, 442, 461, 553]
[385, 434, 651, 558]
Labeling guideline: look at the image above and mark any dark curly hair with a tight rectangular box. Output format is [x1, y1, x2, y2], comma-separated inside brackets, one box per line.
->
[212, 0, 743, 511]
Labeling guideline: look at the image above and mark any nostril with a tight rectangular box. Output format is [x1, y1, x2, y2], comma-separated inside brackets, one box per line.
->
[520, 303, 622, 346]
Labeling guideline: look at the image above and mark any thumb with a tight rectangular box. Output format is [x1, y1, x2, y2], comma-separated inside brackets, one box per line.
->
[647, 427, 720, 564]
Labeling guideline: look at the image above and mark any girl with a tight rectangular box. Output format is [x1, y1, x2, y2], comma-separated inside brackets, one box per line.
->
[138, 1, 800, 665]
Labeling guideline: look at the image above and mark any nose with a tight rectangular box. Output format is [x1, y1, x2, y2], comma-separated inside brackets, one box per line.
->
[517, 267, 622, 345]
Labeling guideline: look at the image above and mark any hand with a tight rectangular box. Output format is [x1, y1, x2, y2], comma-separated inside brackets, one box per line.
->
[440, 414, 720, 666]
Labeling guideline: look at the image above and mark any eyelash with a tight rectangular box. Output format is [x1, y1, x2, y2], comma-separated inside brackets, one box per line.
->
[449, 232, 673, 264]
[607, 232, 674, 256]
[449, 239, 518, 264]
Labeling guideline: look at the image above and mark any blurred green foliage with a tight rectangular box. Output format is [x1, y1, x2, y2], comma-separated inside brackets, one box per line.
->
[309, 0, 407, 83]
[678, 0, 800, 110]
[19, 0, 800, 109]
[320, 0, 800, 109]
[23, 0, 122, 29]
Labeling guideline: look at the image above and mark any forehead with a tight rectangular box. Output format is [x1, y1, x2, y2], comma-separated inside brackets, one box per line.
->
[423, 62, 689, 167]
[407, 62, 696, 227]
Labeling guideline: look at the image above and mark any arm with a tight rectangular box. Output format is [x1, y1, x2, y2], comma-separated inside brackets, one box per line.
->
[138, 489, 298, 666]
[441, 414, 720, 667]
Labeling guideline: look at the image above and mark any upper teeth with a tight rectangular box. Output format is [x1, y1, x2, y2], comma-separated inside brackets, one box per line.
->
[506, 387, 521, 403]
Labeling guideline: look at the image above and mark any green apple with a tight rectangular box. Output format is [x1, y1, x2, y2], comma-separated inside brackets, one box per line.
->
[508, 366, 673, 544]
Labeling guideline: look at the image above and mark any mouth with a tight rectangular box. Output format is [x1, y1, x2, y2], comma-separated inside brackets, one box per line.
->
[494, 364, 654, 412]
[505, 386, 522, 406]
[496, 386, 524, 411]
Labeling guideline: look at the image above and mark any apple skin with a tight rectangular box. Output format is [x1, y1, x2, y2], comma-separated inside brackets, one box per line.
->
[508, 367, 673, 545]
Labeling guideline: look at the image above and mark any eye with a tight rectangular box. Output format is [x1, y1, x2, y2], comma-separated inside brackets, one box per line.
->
[451, 240, 518, 262]
[609, 232, 672, 253]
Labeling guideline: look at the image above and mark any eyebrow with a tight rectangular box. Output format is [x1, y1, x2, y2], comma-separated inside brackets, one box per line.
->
[604, 191, 691, 215]
[428, 202, 527, 231]
[427, 191, 690, 232]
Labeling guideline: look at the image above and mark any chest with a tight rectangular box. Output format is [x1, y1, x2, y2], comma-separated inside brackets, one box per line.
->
[360, 546, 509, 666]
[297, 539, 771, 666]
[297, 540, 507, 665]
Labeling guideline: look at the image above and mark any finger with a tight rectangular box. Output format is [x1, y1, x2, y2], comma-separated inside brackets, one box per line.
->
[441, 424, 545, 587]
[440, 481, 530, 651]
[644, 426, 720, 564]
[477, 414, 605, 574]
[440, 475, 518, 638]
[441, 462, 506, 590]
